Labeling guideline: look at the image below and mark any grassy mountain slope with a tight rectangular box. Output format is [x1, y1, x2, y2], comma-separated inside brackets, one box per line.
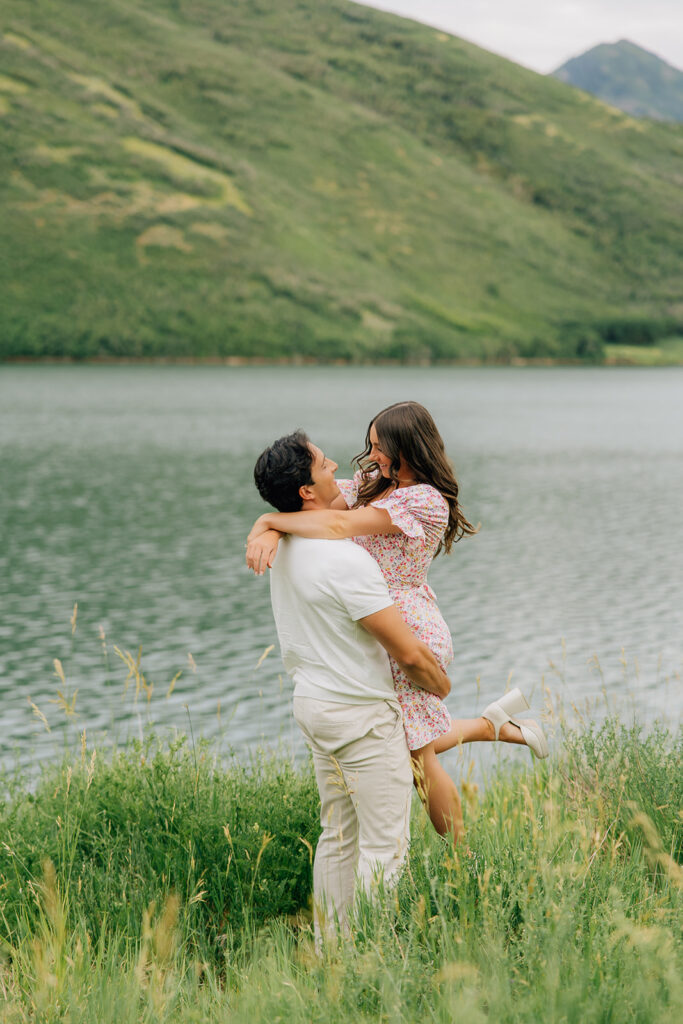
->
[553, 40, 683, 123]
[1, 0, 682, 362]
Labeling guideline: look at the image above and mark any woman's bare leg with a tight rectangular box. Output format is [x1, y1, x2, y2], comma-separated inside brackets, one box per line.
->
[433, 717, 527, 755]
[411, 742, 464, 839]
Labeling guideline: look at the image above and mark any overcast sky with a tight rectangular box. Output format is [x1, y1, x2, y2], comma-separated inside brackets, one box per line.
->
[355, 1, 683, 74]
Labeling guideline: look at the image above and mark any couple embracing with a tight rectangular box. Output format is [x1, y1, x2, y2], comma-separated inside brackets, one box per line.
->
[247, 401, 547, 939]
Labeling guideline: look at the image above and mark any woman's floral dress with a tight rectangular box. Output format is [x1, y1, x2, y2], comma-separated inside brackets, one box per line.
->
[337, 471, 452, 750]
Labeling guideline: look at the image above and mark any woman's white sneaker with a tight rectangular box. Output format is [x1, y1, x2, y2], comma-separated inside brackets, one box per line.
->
[481, 687, 549, 758]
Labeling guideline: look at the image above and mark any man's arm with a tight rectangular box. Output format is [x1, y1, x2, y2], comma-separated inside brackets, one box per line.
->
[358, 606, 451, 699]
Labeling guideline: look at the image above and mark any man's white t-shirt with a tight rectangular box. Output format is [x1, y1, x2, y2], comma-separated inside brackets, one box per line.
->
[269, 535, 396, 704]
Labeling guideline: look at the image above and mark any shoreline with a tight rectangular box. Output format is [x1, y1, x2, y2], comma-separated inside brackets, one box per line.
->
[3, 353, 683, 368]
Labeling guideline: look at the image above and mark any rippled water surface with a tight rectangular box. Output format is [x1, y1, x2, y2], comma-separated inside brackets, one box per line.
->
[1, 365, 682, 772]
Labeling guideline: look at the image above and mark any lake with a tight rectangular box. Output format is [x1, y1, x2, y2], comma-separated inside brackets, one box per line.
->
[1, 365, 682, 776]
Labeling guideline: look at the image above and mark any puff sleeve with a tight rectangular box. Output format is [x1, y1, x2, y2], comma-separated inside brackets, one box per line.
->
[371, 485, 448, 543]
[336, 469, 363, 509]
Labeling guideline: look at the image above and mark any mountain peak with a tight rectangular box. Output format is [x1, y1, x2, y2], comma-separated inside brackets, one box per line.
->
[552, 40, 683, 121]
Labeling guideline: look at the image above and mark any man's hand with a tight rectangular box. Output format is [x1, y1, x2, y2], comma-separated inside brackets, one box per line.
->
[246, 529, 282, 575]
[359, 606, 451, 698]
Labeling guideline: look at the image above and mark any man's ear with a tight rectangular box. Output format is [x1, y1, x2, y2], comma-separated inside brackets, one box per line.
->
[299, 482, 315, 503]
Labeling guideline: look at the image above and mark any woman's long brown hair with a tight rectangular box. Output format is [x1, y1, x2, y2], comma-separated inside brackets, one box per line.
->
[352, 401, 477, 555]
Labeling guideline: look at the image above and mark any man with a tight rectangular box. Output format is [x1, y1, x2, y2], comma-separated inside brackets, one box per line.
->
[252, 431, 450, 938]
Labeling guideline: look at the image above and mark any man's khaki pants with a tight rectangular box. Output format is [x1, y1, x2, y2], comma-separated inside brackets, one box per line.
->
[293, 696, 413, 939]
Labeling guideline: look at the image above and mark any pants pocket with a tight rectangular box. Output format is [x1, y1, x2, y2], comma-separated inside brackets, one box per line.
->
[367, 702, 404, 742]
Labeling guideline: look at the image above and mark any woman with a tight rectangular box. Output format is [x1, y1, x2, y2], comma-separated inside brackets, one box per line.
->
[247, 401, 547, 836]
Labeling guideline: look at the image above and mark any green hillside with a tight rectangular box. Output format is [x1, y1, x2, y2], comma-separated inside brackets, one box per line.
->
[553, 40, 683, 123]
[1, 0, 682, 362]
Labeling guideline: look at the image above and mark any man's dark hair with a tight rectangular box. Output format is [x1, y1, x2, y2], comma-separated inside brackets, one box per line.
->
[253, 430, 314, 512]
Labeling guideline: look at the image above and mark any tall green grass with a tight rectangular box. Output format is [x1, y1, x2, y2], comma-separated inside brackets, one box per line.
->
[1, 714, 680, 1022]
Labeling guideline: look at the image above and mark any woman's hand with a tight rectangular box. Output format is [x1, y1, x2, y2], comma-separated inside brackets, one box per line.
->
[246, 529, 282, 575]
